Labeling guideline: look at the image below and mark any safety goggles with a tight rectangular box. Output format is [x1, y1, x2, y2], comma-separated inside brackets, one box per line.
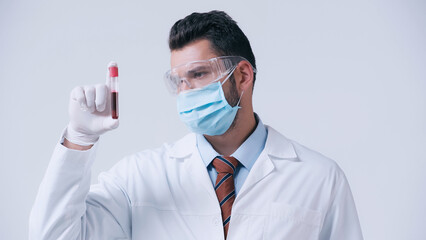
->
[164, 56, 256, 94]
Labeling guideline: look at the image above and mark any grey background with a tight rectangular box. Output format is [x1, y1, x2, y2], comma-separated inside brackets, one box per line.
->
[1, 0, 425, 239]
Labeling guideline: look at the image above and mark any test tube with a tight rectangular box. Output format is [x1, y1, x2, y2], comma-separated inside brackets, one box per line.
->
[108, 61, 119, 119]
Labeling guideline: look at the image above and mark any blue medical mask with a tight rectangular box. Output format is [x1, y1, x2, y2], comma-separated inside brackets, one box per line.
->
[177, 74, 243, 136]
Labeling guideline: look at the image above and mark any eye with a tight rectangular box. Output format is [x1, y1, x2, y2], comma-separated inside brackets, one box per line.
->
[192, 71, 208, 79]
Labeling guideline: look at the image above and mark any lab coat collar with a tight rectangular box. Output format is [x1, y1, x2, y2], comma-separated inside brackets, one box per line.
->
[168, 132, 196, 158]
[168, 124, 300, 204]
[168, 125, 299, 160]
[263, 125, 299, 160]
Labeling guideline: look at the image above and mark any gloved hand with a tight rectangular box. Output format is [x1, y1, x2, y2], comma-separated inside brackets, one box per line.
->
[64, 76, 119, 146]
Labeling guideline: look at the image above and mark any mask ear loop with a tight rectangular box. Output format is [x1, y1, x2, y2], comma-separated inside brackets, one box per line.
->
[236, 90, 244, 108]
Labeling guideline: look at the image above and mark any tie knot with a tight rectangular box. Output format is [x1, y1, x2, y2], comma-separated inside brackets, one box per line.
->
[212, 156, 239, 174]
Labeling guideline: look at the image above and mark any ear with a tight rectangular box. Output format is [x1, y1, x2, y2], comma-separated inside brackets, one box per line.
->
[234, 60, 254, 92]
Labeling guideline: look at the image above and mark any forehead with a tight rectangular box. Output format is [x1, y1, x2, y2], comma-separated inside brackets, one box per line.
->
[170, 39, 219, 69]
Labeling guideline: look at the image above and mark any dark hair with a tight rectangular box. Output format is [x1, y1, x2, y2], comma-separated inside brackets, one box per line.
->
[168, 10, 257, 86]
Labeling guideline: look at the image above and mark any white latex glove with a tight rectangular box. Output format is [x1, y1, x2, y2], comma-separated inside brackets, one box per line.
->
[64, 75, 119, 146]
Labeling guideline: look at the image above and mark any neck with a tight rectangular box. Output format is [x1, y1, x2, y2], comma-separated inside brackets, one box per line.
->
[204, 110, 257, 156]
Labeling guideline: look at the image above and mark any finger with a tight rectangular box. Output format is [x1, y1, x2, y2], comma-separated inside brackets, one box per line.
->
[71, 86, 87, 110]
[83, 85, 96, 113]
[95, 84, 108, 112]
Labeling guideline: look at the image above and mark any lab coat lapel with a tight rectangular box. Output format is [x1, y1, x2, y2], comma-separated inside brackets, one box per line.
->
[169, 133, 218, 201]
[183, 148, 218, 201]
[235, 126, 298, 200]
[236, 151, 274, 200]
[169, 126, 298, 206]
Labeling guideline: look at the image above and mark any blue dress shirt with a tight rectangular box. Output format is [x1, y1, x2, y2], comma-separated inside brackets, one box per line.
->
[196, 114, 268, 196]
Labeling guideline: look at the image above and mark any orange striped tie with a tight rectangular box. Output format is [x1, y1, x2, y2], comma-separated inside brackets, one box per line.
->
[212, 156, 239, 239]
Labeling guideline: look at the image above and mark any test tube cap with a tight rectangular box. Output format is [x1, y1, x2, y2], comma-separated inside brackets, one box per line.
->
[108, 61, 118, 77]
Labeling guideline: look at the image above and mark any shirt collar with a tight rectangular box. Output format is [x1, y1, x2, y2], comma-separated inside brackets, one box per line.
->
[196, 113, 268, 170]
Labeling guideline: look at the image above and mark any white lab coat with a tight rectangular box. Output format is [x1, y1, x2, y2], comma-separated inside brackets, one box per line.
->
[29, 125, 363, 240]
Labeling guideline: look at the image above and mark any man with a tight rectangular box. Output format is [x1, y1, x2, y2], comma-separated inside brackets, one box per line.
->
[30, 10, 363, 240]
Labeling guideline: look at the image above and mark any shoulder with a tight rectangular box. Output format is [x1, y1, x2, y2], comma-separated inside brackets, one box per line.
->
[266, 125, 345, 178]
[105, 133, 196, 177]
